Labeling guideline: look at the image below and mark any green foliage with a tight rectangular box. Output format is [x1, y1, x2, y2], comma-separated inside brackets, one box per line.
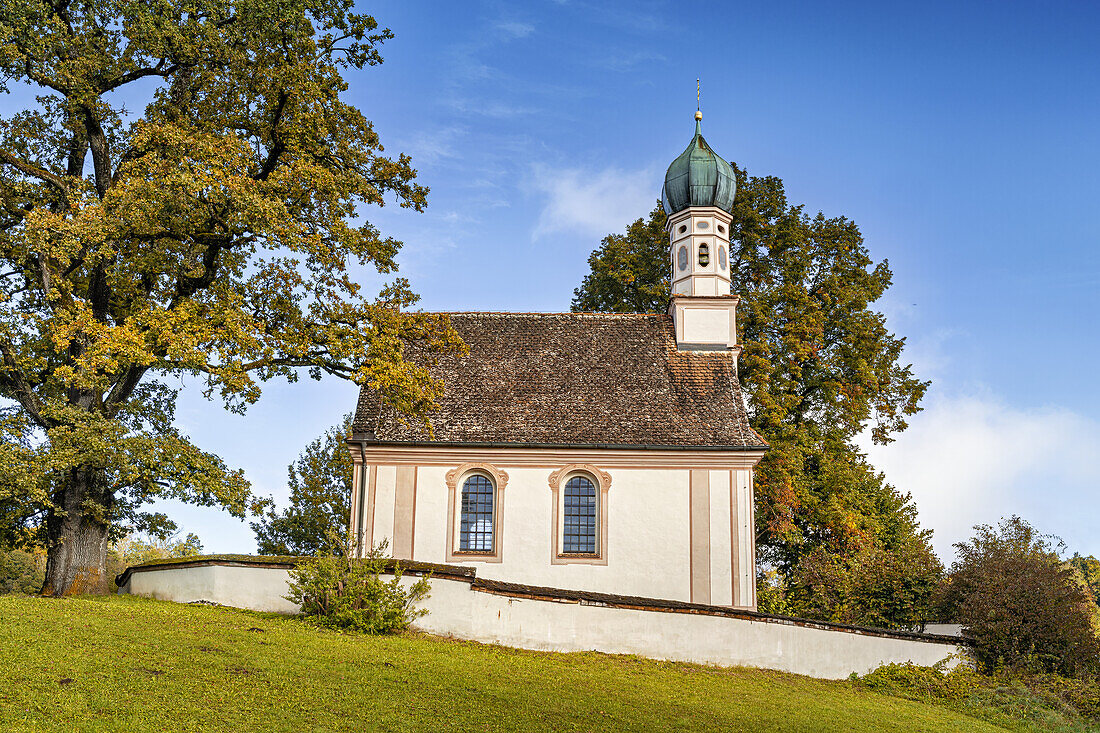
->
[572, 209, 670, 314]
[251, 415, 352, 556]
[0, 548, 44, 593]
[941, 517, 1100, 677]
[111, 532, 203, 567]
[0, 594, 1033, 732]
[0, 2, 463, 592]
[1070, 554, 1100, 606]
[572, 194, 936, 628]
[286, 538, 429, 634]
[784, 535, 943, 629]
[857, 663, 1100, 732]
[755, 568, 791, 616]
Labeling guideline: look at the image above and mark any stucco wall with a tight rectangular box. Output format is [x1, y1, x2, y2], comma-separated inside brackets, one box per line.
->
[123, 563, 300, 614]
[358, 461, 759, 607]
[412, 466, 693, 601]
[119, 562, 962, 680]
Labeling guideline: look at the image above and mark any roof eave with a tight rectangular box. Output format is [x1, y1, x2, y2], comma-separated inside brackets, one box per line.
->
[348, 436, 768, 452]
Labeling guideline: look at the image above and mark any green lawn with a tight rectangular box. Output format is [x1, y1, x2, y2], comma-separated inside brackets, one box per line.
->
[0, 594, 1073, 732]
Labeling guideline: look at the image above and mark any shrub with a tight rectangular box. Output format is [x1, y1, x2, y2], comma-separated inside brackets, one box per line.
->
[286, 539, 430, 634]
[856, 663, 1100, 729]
[941, 516, 1100, 677]
[783, 538, 943, 630]
[0, 549, 44, 594]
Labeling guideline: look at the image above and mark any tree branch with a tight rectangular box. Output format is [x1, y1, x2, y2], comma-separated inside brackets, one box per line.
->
[0, 149, 70, 202]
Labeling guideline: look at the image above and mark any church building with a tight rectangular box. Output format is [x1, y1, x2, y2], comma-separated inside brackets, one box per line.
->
[348, 112, 767, 609]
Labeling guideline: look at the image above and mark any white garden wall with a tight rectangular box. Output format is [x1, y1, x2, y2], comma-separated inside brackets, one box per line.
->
[118, 560, 962, 680]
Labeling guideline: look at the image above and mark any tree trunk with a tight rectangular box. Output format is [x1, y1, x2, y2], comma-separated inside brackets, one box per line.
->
[42, 467, 112, 596]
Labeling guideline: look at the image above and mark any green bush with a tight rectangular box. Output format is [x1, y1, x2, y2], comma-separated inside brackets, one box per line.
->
[856, 662, 1100, 730]
[286, 539, 430, 634]
[0, 549, 44, 594]
[941, 517, 1100, 677]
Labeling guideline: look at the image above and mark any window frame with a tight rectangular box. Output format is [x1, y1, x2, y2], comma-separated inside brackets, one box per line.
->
[446, 462, 508, 563]
[548, 465, 611, 565]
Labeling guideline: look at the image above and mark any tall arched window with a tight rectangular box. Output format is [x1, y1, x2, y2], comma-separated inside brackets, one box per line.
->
[562, 475, 598, 554]
[459, 473, 495, 552]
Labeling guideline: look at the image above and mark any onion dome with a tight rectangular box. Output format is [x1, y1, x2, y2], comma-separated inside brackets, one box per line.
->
[661, 111, 736, 215]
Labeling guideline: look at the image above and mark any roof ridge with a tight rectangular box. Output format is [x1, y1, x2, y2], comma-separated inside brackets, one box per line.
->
[432, 311, 666, 317]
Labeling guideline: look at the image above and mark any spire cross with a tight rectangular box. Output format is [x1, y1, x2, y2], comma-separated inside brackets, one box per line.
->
[696, 78, 700, 111]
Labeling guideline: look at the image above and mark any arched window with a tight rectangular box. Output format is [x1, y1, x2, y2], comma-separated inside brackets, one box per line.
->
[459, 474, 494, 552]
[562, 476, 598, 554]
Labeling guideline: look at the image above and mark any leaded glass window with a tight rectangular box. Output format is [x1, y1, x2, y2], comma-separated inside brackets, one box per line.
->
[459, 474, 494, 552]
[562, 476, 597, 554]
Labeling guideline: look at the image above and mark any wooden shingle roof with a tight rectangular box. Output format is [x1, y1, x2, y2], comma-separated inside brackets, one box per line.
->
[352, 312, 766, 449]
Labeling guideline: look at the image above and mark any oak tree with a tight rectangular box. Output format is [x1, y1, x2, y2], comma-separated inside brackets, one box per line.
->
[0, 1, 460, 594]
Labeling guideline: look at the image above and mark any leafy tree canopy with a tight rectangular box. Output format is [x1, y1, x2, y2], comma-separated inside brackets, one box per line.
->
[941, 517, 1100, 677]
[251, 414, 351, 556]
[1070, 554, 1100, 607]
[0, 1, 461, 595]
[573, 178, 935, 626]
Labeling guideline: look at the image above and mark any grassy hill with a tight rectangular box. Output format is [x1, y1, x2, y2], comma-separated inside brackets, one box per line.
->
[0, 594, 1090, 732]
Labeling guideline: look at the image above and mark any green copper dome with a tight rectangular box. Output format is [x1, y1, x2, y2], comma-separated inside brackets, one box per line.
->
[661, 113, 736, 216]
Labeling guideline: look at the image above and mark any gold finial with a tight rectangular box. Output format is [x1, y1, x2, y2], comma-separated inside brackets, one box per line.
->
[695, 110, 702, 121]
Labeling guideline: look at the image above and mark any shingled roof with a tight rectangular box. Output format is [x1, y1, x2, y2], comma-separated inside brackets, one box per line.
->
[352, 312, 766, 450]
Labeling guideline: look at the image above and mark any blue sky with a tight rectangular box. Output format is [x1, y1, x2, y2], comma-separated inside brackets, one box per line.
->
[157, 1, 1100, 561]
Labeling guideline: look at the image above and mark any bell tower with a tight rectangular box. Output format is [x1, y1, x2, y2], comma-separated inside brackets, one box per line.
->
[661, 110, 740, 351]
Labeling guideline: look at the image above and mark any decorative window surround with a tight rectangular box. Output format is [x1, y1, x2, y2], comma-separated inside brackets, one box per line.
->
[446, 462, 508, 563]
[549, 465, 611, 565]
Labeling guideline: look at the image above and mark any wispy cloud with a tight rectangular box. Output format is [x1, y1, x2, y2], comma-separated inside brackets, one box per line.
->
[530, 163, 658, 240]
[401, 126, 467, 167]
[859, 390, 1100, 562]
[602, 50, 667, 72]
[496, 21, 535, 38]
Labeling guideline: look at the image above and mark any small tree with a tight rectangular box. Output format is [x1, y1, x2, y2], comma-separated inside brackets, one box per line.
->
[251, 416, 352, 556]
[942, 516, 1100, 677]
[285, 536, 429, 634]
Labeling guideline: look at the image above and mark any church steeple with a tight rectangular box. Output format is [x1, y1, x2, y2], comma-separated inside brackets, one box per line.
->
[662, 110, 740, 351]
[662, 111, 736, 297]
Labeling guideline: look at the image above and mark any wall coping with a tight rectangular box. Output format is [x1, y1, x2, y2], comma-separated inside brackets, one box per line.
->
[116, 555, 961, 646]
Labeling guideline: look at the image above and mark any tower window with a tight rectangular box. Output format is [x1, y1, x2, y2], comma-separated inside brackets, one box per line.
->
[698, 243, 710, 267]
[677, 246, 688, 271]
[678, 224, 688, 234]
[697, 221, 709, 230]
[459, 474, 494, 552]
[719, 245, 727, 270]
[717, 224, 726, 234]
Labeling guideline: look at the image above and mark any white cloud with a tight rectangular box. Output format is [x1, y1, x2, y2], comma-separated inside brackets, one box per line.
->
[860, 390, 1100, 562]
[531, 164, 658, 240]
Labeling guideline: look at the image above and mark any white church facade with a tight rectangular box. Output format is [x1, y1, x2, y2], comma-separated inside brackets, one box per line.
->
[347, 112, 767, 609]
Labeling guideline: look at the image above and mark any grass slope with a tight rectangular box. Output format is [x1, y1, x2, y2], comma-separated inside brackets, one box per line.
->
[0, 595, 1052, 732]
